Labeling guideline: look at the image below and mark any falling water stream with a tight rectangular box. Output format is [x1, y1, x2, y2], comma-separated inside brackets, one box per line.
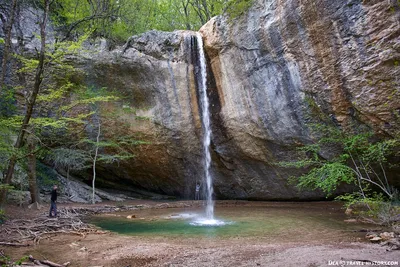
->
[190, 33, 226, 226]
[197, 33, 213, 219]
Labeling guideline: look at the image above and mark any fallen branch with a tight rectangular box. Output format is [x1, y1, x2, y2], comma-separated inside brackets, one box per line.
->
[0, 204, 142, 244]
[29, 255, 70, 267]
[0, 241, 30, 247]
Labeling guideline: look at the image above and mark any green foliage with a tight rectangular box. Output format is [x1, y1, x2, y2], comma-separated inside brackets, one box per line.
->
[337, 190, 386, 209]
[77, 133, 135, 163]
[14, 256, 29, 266]
[61, 95, 118, 112]
[0, 184, 14, 192]
[48, 148, 88, 171]
[283, 120, 399, 225]
[225, 0, 254, 19]
[0, 86, 17, 117]
[50, 0, 253, 42]
[110, 20, 131, 41]
[36, 162, 59, 186]
[295, 162, 355, 195]
[363, 139, 399, 163]
[0, 33, 111, 188]
[337, 191, 399, 226]
[282, 122, 399, 198]
[0, 122, 16, 173]
[14, 54, 39, 73]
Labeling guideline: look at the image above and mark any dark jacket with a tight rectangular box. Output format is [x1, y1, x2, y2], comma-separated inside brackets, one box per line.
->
[51, 189, 57, 202]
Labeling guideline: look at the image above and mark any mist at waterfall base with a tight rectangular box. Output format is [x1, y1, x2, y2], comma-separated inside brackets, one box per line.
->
[189, 33, 227, 227]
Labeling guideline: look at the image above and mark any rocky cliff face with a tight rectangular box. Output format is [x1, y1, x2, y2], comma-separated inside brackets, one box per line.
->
[196, 0, 400, 198]
[3, 0, 399, 199]
[201, 0, 400, 134]
[83, 29, 314, 200]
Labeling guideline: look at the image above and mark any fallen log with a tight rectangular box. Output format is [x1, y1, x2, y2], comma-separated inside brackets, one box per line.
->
[0, 241, 30, 247]
[29, 255, 70, 267]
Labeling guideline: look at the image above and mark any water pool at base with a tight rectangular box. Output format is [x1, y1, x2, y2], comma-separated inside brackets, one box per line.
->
[90, 202, 374, 241]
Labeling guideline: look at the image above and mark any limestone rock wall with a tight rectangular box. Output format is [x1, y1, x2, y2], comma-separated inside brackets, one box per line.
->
[197, 0, 400, 198]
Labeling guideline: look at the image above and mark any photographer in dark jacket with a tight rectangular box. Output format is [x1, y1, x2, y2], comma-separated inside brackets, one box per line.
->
[49, 185, 58, 217]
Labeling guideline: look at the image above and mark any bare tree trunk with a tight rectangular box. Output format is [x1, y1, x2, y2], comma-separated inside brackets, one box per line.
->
[201, 0, 211, 21]
[27, 132, 39, 204]
[181, 0, 191, 30]
[92, 121, 101, 204]
[189, 0, 207, 25]
[0, 0, 50, 206]
[0, 0, 18, 90]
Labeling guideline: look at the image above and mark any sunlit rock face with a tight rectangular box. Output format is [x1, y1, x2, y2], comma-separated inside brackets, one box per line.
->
[86, 0, 399, 199]
[197, 0, 400, 198]
[201, 0, 399, 134]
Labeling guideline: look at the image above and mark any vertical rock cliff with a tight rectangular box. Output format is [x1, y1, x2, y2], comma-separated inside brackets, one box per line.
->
[197, 0, 400, 198]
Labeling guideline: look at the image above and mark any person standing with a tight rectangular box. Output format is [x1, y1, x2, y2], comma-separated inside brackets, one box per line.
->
[195, 182, 201, 200]
[49, 185, 58, 217]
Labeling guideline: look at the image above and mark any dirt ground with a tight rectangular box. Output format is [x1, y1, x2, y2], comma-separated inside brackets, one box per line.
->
[1, 201, 399, 267]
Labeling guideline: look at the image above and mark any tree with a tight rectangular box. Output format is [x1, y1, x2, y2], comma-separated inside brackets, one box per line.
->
[0, 0, 50, 205]
[285, 124, 398, 198]
[0, 4, 96, 206]
[49, 0, 251, 43]
[91, 119, 101, 204]
[281, 122, 399, 224]
[51, 0, 122, 41]
[27, 130, 39, 204]
[80, 115, 134, 204]
[43, 84, 140, 204]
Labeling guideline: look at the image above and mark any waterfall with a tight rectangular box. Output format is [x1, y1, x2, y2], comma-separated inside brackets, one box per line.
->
[195, 33, 214, 220]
